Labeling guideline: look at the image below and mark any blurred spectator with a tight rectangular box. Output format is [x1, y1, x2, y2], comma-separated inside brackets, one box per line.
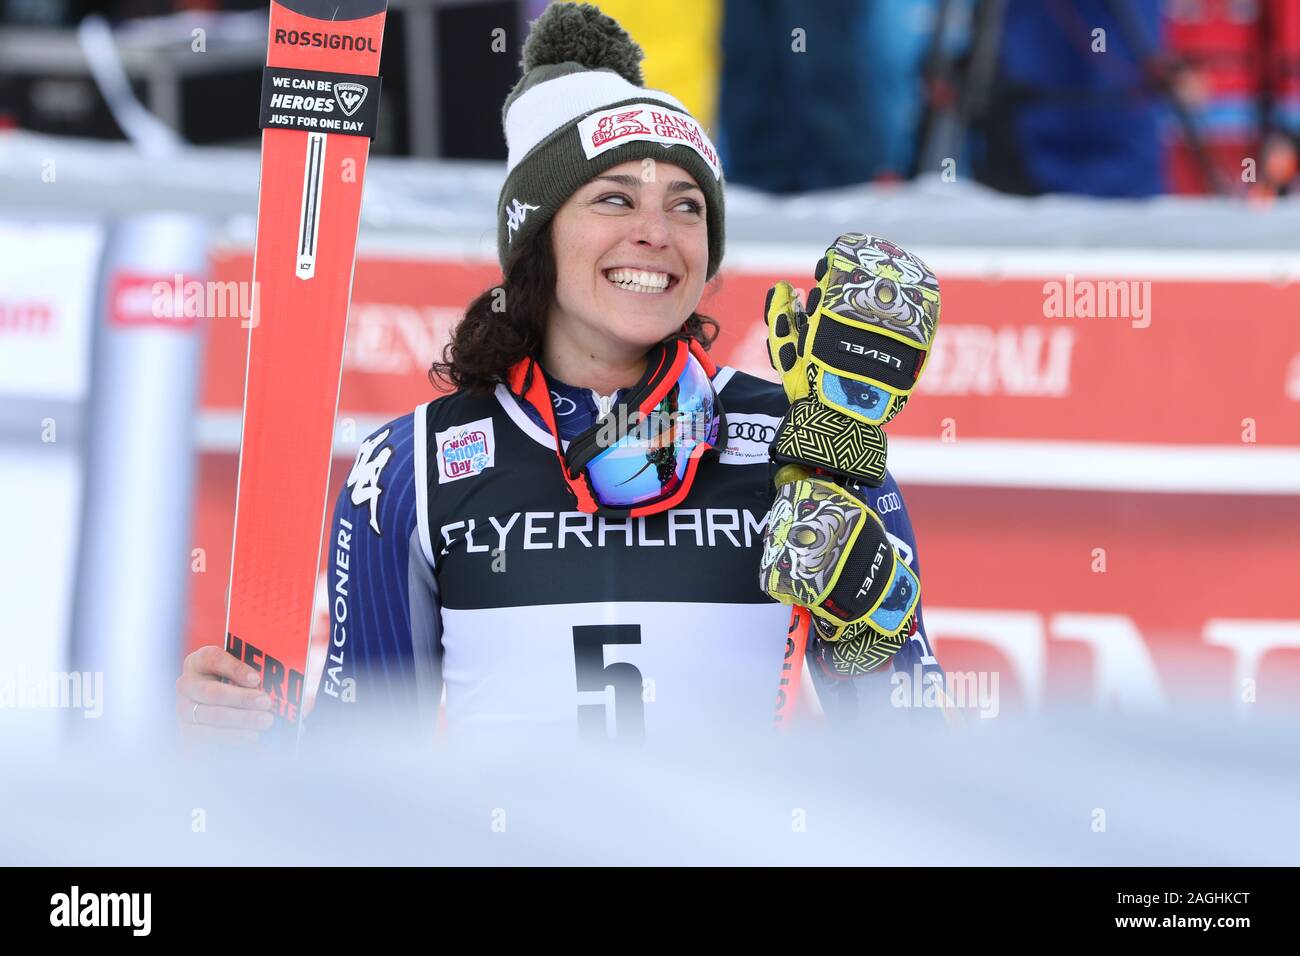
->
[1165, 0, 1300, 196]
[970, 0, 1167, 197]
[719, 0, 942, 193]
[720, 0, 875, 193]
[856, 0, 940, 179]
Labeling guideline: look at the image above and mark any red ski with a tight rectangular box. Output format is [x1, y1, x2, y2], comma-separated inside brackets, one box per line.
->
[223, 0, 387, 734]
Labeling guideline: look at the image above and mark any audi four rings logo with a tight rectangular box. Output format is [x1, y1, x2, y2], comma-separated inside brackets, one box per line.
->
[728, 421, 776, 442]
[550, 391, 577, 417]
[875, 491, 902, 514]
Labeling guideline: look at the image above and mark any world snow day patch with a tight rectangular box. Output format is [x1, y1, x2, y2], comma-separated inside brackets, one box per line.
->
[435, 418, 495, 484]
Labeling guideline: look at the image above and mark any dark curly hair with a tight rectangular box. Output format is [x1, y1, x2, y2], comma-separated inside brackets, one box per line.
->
[428, 218, 719, 395]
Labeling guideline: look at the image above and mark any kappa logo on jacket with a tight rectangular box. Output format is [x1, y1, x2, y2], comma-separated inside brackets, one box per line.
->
[347, 427, 392, 535]
[436, 417, 495, 484]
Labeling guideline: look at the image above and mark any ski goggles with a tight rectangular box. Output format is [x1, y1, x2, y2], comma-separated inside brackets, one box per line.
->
[507, 337, 726, 517]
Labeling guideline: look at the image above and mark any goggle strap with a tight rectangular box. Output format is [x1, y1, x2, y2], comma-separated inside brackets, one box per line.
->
[688, 336, 718, 379]
[638, 339, 689, 416]
[506, 357, 533, 397]
[509, 356, 601, 513]
[506, 346, 720, 517]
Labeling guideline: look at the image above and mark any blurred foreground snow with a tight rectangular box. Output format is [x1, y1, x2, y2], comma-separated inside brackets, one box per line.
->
[1, 709, 1296, 866]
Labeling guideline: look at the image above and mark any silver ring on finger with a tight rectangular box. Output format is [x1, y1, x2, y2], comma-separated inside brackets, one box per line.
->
[191, 701, 201, 725]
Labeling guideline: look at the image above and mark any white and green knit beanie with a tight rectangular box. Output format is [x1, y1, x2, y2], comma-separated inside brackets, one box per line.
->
[496, 2, 726, 280]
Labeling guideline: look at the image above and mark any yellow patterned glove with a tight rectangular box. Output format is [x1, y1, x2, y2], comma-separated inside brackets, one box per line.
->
[810, 613, 914, 675]
[760, 234, 940, 672]
[764, 233, 941, 487]
[758, 475, 920, 638]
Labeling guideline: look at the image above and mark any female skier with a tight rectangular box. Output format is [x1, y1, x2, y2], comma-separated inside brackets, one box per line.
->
[176, 2, 943, 747]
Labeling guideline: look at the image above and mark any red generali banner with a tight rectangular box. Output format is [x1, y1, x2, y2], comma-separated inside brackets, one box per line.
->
[187, 246, 1300, 717]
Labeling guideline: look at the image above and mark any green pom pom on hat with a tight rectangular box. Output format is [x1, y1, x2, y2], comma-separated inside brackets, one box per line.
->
[519, 1, 645, 84]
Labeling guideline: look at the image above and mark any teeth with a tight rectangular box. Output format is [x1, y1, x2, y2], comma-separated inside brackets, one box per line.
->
[605, 268, 670, 291]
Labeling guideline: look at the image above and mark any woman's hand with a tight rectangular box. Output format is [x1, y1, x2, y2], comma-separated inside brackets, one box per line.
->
[759, 233, 939, 680]
[763, 232, 941, 487]
[175, 645, 275, 747]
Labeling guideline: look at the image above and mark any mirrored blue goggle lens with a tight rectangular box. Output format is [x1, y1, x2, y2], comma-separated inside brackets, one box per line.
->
[585, 358, 719, 508]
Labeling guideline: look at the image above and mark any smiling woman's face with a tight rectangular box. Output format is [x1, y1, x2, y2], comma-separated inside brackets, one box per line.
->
[548, 159, 709, 360]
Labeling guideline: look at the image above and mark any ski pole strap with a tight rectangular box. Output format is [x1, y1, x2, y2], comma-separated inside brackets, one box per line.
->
[759, 476, 920, 638]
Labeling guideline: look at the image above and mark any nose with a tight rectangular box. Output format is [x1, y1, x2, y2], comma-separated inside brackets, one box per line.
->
[630, 201, 671, 249]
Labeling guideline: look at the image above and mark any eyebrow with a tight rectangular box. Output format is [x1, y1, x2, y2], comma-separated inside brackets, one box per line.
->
[592, 173, 703, 194]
